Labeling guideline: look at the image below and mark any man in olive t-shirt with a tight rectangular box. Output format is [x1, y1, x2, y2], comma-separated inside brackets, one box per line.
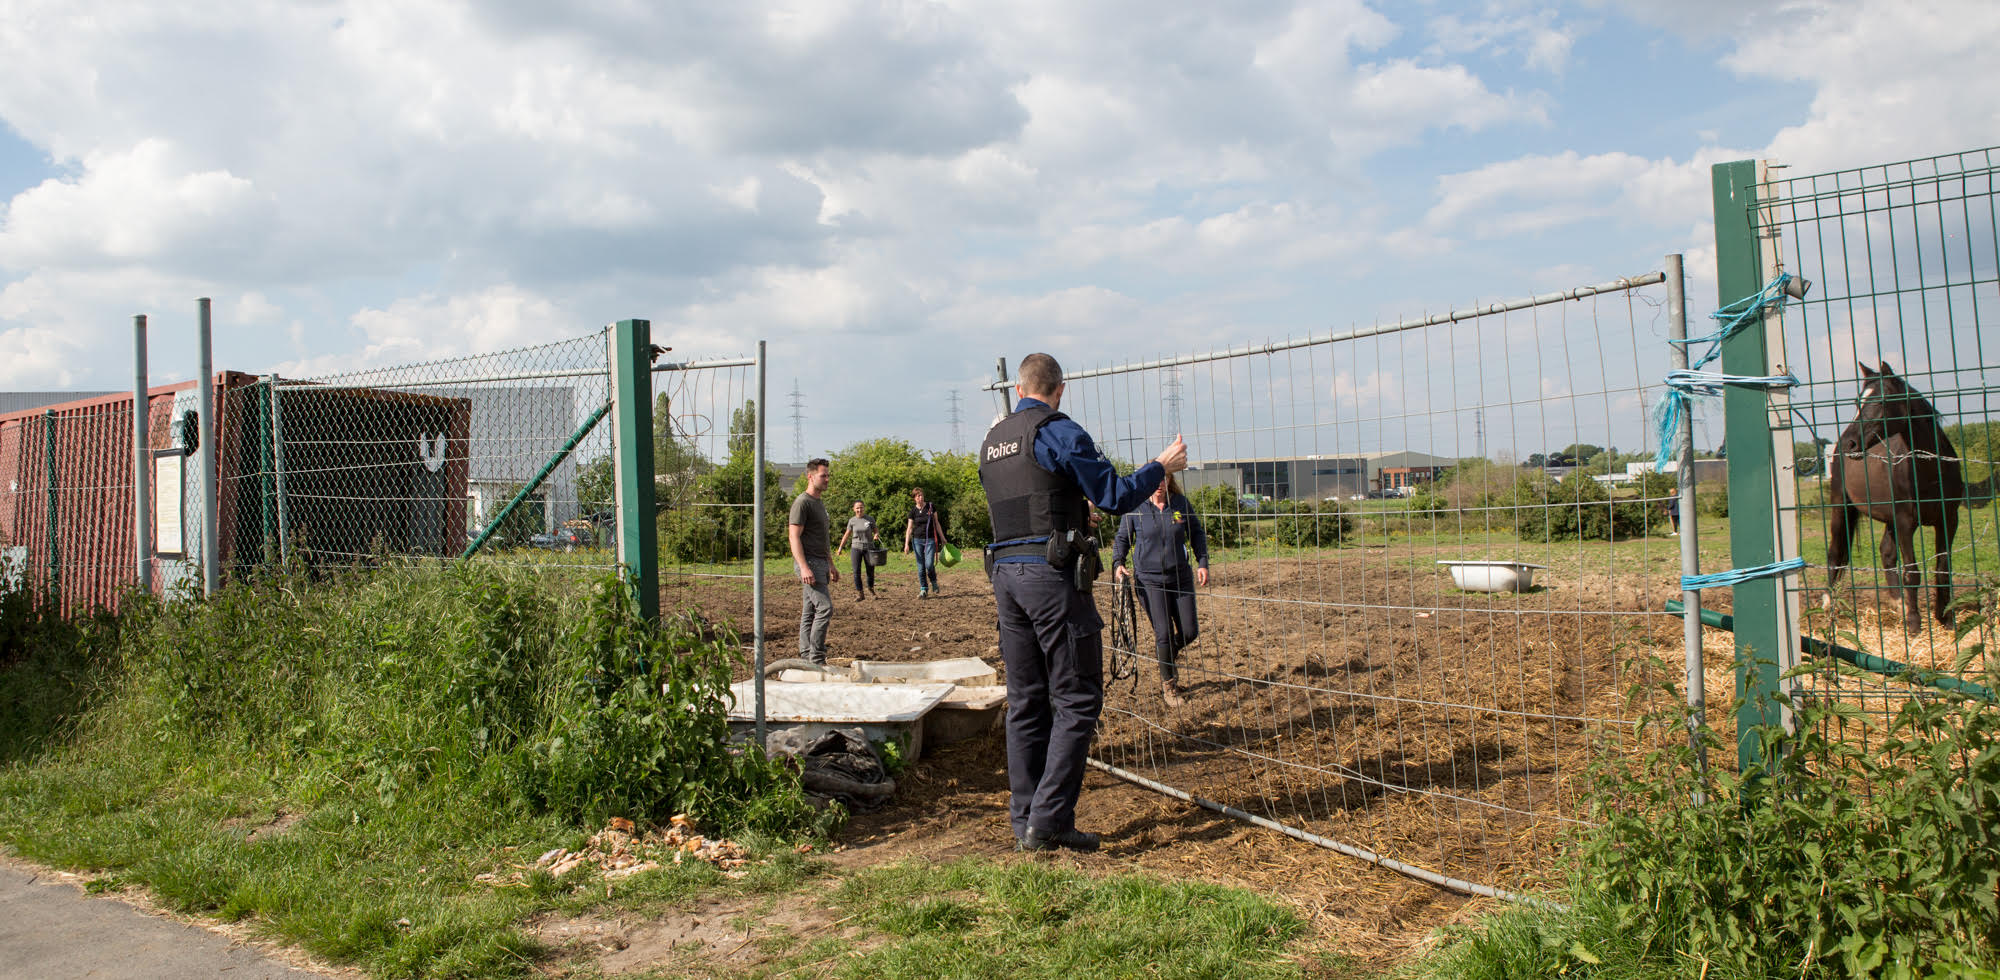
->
[788, 458, 837, 664]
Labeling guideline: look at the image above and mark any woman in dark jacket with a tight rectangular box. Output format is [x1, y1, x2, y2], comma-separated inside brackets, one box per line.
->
[1111, 474, 1209, 707]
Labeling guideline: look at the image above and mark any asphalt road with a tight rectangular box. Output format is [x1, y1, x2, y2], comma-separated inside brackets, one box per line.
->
[0, 862, 336, 980]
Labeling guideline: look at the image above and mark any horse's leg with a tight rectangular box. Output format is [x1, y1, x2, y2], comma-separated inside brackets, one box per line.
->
[1822, 501, 1856, 611]
[1876, 523, 1905, 627]
[1933, 507, 1958, 627]
[1894, 517, 1924, 632]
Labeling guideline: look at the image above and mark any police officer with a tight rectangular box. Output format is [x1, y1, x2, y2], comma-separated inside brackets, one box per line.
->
[981, 352, 1187, 852]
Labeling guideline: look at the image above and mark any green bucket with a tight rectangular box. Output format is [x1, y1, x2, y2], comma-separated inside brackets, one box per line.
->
[939, 542, 962, 568]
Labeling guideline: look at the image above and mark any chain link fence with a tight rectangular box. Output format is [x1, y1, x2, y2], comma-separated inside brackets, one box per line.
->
[221, 330, 616, 575]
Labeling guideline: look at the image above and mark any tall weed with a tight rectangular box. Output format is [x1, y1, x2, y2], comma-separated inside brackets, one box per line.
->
[1424, 623, 2000, 979]
[89, 564, 826, 837]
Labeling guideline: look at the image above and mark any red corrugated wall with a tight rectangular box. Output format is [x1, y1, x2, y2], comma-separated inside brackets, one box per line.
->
[0, 374, 257, 616]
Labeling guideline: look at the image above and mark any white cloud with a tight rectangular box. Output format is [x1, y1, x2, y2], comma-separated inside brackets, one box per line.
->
[0, 140, 273, 269]
[1427, 8, 1580, 73]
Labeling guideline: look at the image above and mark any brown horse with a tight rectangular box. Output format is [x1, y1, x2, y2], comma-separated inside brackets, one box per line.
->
[1822, 362, 1994, 630]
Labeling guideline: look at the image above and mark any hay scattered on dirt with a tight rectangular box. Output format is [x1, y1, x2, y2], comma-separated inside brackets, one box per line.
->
[476, 816, 791, 887]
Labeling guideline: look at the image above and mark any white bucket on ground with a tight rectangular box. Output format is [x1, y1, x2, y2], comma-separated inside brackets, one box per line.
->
[1437, 560, 1548, 593]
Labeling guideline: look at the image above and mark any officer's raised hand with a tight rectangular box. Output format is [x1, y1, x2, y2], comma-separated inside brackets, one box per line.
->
[1155, 434, 1188, 474]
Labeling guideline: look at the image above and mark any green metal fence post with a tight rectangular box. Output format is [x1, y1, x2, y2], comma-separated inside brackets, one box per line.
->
[611, 320, 659, 621]
[1713, 158, 1800, 772]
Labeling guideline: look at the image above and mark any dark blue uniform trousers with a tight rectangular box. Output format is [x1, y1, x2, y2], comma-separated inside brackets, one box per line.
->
[993, 561, 1104, 838]
[1137, 565, 1199, 683]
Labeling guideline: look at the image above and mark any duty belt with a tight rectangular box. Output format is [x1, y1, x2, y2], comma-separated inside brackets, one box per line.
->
[985, 538, 1048, 562]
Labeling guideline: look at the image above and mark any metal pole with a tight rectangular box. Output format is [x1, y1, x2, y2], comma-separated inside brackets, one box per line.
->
[1087, 759, 1528, 904]
[267, 374, 290, 565]
[753, 340, 767, 745]
[980, 273, 1668, 390]
[133, 314, 153, 591]
[1667, 254, 1707, 792]
[198, 299, 219, 597]
[459, 401, 612, 559]
[609, 320, 659, 621]
[992, 357, 1010, 417]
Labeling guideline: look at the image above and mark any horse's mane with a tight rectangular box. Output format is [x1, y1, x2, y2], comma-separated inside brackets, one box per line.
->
[1854, 367, 1959, 471]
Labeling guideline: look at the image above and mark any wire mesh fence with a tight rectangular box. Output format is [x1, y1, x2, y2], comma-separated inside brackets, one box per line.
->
[1756, 146, 2000, 738]
[994, 273, 1693, 893]
[651, 353, 773, 585]
[223, 330, 618, 575]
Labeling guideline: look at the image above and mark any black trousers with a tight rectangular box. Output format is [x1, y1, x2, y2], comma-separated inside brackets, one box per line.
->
[849, 548, 876, 594]
[1136, 565, 1199, 683]
[993, 561, 1103, 838]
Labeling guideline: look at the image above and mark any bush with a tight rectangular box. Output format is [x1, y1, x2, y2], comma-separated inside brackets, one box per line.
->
[1515, 473, 1659, 542]
[1271, 499, 1352, 548]
[1187, 484, 1245, 549]
[109, 564, 828, 837]
[1700, 478, 1729, 518]
[1426, 601, 2000, 978]
[660, 457, 792, 563]
[1580, 662, 1999, 974]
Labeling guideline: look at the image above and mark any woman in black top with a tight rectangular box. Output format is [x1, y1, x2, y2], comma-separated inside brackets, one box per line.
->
[1111, 474, 1209, 707]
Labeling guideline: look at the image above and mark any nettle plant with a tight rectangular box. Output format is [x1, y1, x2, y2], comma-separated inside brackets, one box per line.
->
[1580, 611, 2000, 978]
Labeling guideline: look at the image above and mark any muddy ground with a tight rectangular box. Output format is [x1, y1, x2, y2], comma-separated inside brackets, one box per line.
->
[657, 552, 1708, 965]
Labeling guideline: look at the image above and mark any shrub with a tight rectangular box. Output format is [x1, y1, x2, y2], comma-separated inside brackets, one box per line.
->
[1271, 499, 1352, 548]
[1187, 484, 1245, 549]
[1700, 478, 1729, 518]
[1515, 472, 1661, 542]
[1575, 659, 2000, 975]
[108, 565, 829, 837]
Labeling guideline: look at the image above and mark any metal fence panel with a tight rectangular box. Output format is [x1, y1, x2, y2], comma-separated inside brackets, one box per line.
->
[1748, 146, 2000, 744]
[232, 331, 618, 576]
[989, 273, 1684, 893]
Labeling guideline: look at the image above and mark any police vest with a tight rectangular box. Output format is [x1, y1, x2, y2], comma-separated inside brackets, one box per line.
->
[980, 403, 1089, 543]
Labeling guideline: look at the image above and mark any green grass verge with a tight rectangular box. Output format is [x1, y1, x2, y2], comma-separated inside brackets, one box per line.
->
[707, 857, 1346, 980]
[0, 563, 833, 978]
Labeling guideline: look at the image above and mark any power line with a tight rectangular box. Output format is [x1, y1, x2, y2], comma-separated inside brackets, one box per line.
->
[1164, 369, 1182, 434]
[789, 379, 805, 462]
[944, 388, 960, 454]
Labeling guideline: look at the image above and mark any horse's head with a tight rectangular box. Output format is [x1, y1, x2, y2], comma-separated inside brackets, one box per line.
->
[1857, 361, 1924, 412]
[1856, 361, 1944, 441]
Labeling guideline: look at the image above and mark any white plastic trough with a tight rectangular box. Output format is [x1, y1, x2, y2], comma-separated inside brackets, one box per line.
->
[728, 680, 955, 758]
[1437, 560, 1548, 593]
[852, 657, 998, 687]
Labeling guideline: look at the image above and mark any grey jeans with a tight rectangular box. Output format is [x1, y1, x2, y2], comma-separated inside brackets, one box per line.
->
[799, 559, 833, 663]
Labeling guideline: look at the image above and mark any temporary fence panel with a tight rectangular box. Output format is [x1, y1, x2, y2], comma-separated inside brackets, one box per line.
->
[988, 272, 1686, 894]
[650, 350, 768, 585]
[1723, 146, 2000, 756]
[648, 345, 770, 735]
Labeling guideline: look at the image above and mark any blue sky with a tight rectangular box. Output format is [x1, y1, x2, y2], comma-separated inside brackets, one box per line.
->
[1, 0, 1994, 462]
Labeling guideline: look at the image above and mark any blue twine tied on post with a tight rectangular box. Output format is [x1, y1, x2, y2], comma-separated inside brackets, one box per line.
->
[1652, 370, 1800, 469]
[1681, 557, 1806, 591]
[1653, 272, 1804, 469]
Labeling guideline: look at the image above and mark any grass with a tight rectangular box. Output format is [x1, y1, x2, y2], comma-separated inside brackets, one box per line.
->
[675, 857, 1346, 980]
[0, 563, 831, 977]
[0, 561, 1356, 979]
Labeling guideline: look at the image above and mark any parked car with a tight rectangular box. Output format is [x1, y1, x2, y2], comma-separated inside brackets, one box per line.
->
[530, 526, 593, 551]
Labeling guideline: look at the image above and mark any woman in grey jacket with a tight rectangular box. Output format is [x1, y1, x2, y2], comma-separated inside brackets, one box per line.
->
[1111, 474, 1209, 707]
